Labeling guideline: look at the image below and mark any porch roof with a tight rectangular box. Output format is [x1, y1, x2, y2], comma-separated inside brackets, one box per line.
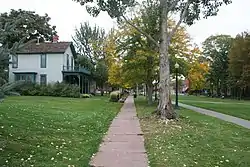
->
[13, 72, 37, 74]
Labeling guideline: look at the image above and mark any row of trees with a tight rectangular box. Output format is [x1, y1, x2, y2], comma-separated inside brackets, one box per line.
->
[73, 0, 232, 119]
[202, 32, 250, 99]
[1, 0, 235, 120]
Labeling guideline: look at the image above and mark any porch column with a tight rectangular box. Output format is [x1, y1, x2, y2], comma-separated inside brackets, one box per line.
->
[88, 79, 90, 94]
[86, 78, 89, 94]
[81, 75, 84, 94]
[84, 76, 86, 94]
[78, 74, 80, 91]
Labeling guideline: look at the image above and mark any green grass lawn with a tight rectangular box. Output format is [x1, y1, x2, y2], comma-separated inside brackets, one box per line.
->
[175, 95, 250, 120]
[0, 96, 121, 167]
[135, 97, 250, 167]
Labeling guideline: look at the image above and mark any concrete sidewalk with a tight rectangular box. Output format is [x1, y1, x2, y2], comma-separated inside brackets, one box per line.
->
[179, 102, 250, 129]
[90, 96, 149, 167]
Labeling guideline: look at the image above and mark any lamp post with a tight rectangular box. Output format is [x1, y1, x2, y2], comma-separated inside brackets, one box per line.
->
[152, 80, 157, 101]
[211, 82, 214, 97]
[175, 62, 179, 108]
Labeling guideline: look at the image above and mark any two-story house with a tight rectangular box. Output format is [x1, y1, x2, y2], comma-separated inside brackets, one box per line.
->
[9, 39, 95, 94]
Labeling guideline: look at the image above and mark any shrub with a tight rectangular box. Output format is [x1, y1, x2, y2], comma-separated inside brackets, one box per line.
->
[109, 91, 121, 102]
[0, 80, 26, 99]
[0, 91, 4, 99]
[16, 82, 81, 98]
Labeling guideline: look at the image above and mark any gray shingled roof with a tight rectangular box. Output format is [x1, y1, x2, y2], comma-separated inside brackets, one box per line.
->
[17, 42, 72, 54]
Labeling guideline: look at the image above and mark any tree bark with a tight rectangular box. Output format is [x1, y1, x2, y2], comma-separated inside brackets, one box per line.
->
[147, 82, 153, 105]
[136, 83, 139, 96]
[145, 84, 148, 100]
[157, 1, 176, 119]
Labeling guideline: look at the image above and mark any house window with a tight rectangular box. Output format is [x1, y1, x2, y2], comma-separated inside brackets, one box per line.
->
[15, 73, 36, 83]
[12, 55, 18, 68]
[66, 54, 70, 69]
[40, 54, 47, 68]
[71, 57, 74, 70]
[40, 74, 47, 85]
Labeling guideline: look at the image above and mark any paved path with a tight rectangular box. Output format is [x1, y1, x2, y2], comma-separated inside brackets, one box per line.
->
[90, 96, 149, 167]
[179, 102, 250, 129]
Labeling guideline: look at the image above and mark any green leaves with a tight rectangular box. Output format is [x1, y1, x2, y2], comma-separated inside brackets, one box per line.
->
[73, 21, 106, 63]
[0, 80, 26, 99]
[229, 32, 250, 88]
[182, 0, 232, 25]
[73, 0, 137, 18]
[0, 9, 57, 47]
[73, 21, 109, 88]
[94, 61, 108, 88]
[202, 34, 233, 94]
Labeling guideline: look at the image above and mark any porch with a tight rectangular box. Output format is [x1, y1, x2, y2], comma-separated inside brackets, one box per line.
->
[62, 65, 92, 94]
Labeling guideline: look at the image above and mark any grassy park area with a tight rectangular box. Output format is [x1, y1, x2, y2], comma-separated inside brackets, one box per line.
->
[135, 97, 250, 167]
[0, 96, 121, 167]
[175, 95, 250, 120]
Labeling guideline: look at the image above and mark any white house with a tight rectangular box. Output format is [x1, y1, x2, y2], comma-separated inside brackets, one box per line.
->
[9, 40, 94, 94]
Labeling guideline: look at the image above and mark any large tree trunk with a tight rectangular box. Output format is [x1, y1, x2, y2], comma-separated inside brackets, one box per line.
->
[147, 82, 153, 105]
[157, 1, 176, 119]
[145, 84, 148, 100]
[136, 83, 139, 96]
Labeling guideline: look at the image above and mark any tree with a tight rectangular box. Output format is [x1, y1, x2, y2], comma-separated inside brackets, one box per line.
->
[75, 54, 95, 73]
[228, 31, 250, 99]
[0, 22, 32, 99]
[0, 22, 33, 84]
[113, 3, 190, 105]
[73, 22, 108, 93]
[202, 35, 233, 96]
[73, 0, 232, 119]
[73, 22, 106, 63]
[188, 61, 209, 93]
[0, 9, 57, 48]
[104, 30, 124, 88]
[94, 60, 108, 95]
[0, 80, 25, 100]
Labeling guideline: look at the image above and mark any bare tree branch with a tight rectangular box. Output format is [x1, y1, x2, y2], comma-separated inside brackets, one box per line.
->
[168, 0, 179, 11]
[121, 15, 160, 48]
[168, 0, 190, 44]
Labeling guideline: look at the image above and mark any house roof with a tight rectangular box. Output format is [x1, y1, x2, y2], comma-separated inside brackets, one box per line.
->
[17, 42, 74, 55]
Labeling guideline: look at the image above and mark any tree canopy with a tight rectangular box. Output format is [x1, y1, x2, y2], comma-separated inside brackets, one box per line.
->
[73, 0, 232, 119]
[73, 21, 106, 63]
[73, 22, 108, 92]
[0, 9, 57, 48]
[228, 32, 250, 98]
[202, 34, 233, 95]
[0, 22, 33, 84]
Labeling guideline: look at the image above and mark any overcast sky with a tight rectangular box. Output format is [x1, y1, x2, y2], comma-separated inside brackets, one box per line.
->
[1, 0, 249, 46]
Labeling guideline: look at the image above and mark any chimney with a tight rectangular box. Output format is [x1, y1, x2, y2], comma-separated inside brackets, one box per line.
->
[36, 36, 41, 45]
[53, 35, 59, 43]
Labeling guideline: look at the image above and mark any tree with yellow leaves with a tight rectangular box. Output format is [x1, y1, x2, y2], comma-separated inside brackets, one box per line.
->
[104, 2, 191, 105]
[187, 47, 209, 94]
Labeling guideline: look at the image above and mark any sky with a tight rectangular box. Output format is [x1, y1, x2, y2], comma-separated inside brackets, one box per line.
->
[0, 0, 249, 46]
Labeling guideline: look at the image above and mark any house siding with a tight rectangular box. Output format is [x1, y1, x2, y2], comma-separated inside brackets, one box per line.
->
[9, 45, 74, 84]
[63, 46, 74, 68]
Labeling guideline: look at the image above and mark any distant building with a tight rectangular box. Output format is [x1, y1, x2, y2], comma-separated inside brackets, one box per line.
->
[182, 79, 189, 93]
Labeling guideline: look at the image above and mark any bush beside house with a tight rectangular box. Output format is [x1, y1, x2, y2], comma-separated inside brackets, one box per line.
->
[15, 82, 81, 98]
